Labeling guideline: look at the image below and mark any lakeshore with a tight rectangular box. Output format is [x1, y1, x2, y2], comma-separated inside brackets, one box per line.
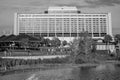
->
[0, 60, 119, 75]
[0, 62, 120, 80]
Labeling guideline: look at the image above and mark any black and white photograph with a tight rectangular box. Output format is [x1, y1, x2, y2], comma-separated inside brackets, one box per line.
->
[0, 0, 120, 80]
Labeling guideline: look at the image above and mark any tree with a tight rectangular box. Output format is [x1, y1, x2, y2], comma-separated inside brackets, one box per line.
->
[81, 32, 92, 55]
[70, 31, 94, 63]
[103, 34, 112, 53]
[91, 39, 97, 53]
[20, 38, 29, 50]
[114, 34, 120, 44]
[44, 38, 51, 47]
[51, 37, 61, 47]
[114, 34, 120, 57]
[40, 38, 46, 47]
[62, 40, 67, 46]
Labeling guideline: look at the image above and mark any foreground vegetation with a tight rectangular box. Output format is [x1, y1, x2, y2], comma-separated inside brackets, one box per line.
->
[0, 57, 69, 71]
[0, 31, 118, 76]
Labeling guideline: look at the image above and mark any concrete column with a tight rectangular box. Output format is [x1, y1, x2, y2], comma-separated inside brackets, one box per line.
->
[84, 18, 86, 31]
[108, 13, 112, 36]
[62, 14, 64, 38]
[55, 15, 57, 37]
[91, 18, 94, 38]
[99, 18, 101, 37]
[32, 18, 34, 36]
[77, 16, 79, 38]
[14, 13, 19, 35]
[39, 19, 41, 36]
[70, 15, 71, 37]
[47, 18, 49, 37]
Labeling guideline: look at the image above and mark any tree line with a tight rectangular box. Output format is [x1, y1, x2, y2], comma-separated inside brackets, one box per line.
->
[1, 32, 120, 72]
[0, 35, 68, 51]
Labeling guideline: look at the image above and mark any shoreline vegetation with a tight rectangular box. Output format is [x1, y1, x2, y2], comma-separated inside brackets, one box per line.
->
[0, 32, 119, 78]
[0, 61, 117, 76]
[0, 62, 119, 80]
[0, 63, 103, 76]
[0, 59, 119, 76]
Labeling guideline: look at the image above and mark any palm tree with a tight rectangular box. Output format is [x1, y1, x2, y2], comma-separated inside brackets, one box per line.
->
[114, 34, 120, 56]
[114, 34, 120, 44]
[103, 34, 112, 53]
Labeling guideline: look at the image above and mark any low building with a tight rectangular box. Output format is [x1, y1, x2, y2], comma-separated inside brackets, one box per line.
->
[96, 42, 115, 53]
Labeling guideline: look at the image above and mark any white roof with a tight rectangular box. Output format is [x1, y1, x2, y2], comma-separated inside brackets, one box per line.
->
[48, 6, 77, 11]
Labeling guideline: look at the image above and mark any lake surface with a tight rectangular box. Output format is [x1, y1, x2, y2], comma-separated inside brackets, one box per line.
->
[71, 64, 120, 80]
[1, 64, 120, 80]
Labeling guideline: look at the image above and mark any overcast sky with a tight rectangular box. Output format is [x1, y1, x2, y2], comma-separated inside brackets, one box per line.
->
[0, 0, 120, 35]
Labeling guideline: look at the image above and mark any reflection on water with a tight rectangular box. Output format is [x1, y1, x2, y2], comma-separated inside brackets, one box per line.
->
[95, 64, 115, 71]
[71, 64, 120, 80]
[1, 64, 120, 80]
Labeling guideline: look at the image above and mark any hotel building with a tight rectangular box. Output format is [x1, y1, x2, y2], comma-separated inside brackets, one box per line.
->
[14, 6, 112, 41]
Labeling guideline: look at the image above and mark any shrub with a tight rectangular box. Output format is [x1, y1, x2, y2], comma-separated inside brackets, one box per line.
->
[75, 58, 85, 64]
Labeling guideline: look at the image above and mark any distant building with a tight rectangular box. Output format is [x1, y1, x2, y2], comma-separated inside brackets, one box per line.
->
[96, 42, 115, 53]
[14, 6, 112, 41]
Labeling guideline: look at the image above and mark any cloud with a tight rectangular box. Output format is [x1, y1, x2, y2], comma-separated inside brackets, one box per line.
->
[28, 0, 94, 9]
[85, 0, 120, 7]
[27, 0, 120, 9]
[0, 0, 120, 13]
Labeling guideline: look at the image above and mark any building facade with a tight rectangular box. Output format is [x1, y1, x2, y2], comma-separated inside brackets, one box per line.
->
[14, 6, 112, 41]
[96, 43, 115, 53]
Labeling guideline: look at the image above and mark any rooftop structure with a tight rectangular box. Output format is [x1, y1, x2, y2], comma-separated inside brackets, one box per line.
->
[48, 6, 78, 14]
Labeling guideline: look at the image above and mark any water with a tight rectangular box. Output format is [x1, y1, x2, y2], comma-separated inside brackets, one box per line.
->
[71, 64, 120, 80]
[1, 64, 120, 80]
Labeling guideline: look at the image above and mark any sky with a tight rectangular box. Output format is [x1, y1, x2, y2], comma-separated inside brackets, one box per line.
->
[0, 0, 120, 35]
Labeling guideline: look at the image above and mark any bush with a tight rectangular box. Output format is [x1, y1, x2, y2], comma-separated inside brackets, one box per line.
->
[75, 58, 85, 64]
[41, 57, 68, 64]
